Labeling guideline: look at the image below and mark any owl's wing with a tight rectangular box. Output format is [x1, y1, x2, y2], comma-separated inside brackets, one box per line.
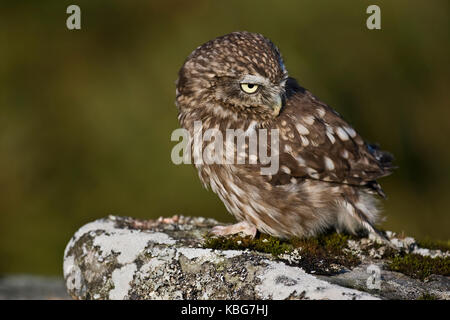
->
[269, 80, 394, 196]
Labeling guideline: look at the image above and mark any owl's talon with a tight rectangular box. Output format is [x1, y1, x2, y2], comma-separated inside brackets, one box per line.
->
[210, 221, 257, 238]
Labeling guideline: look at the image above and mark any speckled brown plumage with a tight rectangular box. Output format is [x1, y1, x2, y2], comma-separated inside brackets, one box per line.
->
[175, 31, 394, 239]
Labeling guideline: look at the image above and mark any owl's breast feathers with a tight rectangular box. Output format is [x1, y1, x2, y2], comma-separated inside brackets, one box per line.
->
[270, 79, 394, 198]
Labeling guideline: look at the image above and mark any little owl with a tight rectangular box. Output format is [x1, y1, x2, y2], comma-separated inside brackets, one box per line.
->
[175, 31, 394, 240]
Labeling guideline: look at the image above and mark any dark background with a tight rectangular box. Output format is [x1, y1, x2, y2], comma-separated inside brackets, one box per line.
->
[0, 0, 449, 275]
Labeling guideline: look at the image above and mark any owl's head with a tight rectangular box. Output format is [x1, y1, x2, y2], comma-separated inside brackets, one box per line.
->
[176, 32, 288, 123]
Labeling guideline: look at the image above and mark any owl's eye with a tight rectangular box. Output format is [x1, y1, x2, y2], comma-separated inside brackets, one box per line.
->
[240, 83, 259, 94]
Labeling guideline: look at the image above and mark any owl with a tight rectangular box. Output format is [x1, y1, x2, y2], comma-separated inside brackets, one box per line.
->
[175, 31, 394, 240]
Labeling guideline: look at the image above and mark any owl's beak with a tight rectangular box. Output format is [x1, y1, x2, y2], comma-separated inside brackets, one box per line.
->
[271, 94, 283, 116]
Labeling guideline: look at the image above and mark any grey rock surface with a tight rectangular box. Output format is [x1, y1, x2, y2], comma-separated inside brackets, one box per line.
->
[0, 275, 70, 300]
[63, 215, 449, 300]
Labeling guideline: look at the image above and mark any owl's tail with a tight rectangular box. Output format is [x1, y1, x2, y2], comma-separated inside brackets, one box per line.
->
[365, 143, 396, 199]
[367, 143, 395, 173]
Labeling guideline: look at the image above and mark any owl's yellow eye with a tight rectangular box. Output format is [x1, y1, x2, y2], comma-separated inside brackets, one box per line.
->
[240, 83, 259, 94]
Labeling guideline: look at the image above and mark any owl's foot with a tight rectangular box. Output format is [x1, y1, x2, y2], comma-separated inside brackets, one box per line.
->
[210, 221, 257, 238]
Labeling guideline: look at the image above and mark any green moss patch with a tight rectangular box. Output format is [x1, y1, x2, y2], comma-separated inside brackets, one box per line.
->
[387, 253, 450, 280]
[289, 233, 360, 275]
[204, 232, 360, 275]
[204, 230, 450, 280]
[417, 293, 438, 300]
[203, 233, 293, 257]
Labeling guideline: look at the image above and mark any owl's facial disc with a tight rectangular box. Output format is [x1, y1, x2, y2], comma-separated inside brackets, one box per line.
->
[237, 74, 284, 116]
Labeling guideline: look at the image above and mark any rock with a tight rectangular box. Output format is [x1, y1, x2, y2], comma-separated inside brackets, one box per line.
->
[0, 275, 70, 300]
[63, 215, 450, 300]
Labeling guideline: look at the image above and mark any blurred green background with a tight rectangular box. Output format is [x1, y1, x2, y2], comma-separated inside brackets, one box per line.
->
[0, 0, 449, 276]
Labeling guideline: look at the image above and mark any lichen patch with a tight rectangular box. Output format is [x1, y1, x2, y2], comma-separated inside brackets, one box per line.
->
[256, 261, 378, 300]
[94, 231, 175, 265]
[109, 264, 137, 300]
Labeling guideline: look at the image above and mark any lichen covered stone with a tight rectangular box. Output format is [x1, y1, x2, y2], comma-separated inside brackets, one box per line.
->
[63, 215, 449, 300]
